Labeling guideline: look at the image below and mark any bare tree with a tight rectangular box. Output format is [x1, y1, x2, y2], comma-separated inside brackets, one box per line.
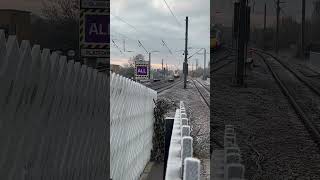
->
[41, 0, 79, 23]
[36, 0, 80, 59]
[133, 54, 145, 62]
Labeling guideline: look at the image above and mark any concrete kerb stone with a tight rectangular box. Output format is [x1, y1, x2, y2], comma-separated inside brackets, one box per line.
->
[226, 163, 245, 180]
[225, 153, 241, 164]
[225, 146, 240, 155]
[224, 135, 236, 147]
[225, 128, 234, 135]
[225, 125, 234, 129]
[181, 136, 193, 177]
[181, 118, 188, 126]
[181, 113, 187, 118]
[183, 157, 200, 180]
[181, 125, 190, 137]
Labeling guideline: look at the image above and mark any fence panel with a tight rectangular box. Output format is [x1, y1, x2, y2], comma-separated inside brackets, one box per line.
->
[110, 73, 157, 180]
[0, 31, 110, 179]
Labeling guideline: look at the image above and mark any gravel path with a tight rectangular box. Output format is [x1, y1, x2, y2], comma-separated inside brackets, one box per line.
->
[212, 52, 320, 179]
[159, 81, 210, 179]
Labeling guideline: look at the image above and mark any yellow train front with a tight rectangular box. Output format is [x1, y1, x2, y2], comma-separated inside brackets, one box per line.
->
[211, 37, 219, 50]
[211, 26, 221, 50]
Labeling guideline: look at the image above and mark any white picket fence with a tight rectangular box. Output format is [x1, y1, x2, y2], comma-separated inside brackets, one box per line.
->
[0, 30, 111, 179]
[0, 30, 158, 179]
[110, 73, 157, 180]
[165, 101, 201, 180]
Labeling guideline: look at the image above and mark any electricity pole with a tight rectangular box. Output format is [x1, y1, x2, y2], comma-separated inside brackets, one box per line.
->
[162, 59, 164, 78]
[166, 63, 168, 77]
[196, 59, 198, 72]
[301, 0, 306, 58]
[184, 16, 189, 89]
[276, 0, 280, 54]
[123, 39, 125, 52]
[149, 52, 151, 79]
[236, 0, 247, 85]
[192, 63, 193, 76]
[203, 48, 207, 80]
[264, 3, 267, 49]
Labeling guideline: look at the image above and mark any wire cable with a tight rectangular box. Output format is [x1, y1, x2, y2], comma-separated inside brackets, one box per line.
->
[162, 0, 182, 27]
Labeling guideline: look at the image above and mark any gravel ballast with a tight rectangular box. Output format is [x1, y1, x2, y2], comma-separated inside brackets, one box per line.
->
[212, 52, 320, 179]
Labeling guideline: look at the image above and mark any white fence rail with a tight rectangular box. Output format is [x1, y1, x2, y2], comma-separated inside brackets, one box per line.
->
[110, 73, 157, 180]
[165, 101, 200, 180]
[0, 31, 110, 179]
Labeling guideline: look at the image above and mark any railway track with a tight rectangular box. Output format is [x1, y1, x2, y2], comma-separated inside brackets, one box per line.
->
[254, 50, 320, 150]
[211, 49, 236, 73]
[151, 78, 183, 93]
[192, 79, 209, 107]
[192, 79, 224, 149]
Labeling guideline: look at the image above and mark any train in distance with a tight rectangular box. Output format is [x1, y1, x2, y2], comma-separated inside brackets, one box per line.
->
[174, 70, 180, 78]
[211, 25, 221, 50]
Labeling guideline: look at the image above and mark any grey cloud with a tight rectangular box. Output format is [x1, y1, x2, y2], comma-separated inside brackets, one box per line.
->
[111, 0, 210, 68]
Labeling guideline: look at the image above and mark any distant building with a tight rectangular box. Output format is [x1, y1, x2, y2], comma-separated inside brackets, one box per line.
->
[111, 64, 121, 73]
[0, 9, 31, 42]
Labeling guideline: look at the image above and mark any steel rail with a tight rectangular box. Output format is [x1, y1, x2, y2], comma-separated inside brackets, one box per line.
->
[254, 51, 320, 150]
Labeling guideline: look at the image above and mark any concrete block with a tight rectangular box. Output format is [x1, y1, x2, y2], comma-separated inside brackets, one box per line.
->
[181, 136, 193, 177]
[182, 137, 193, 162]
[224, 133, 236, 145]
[225, 128, 234, 135]
[181, 125, 190, 137]
[226, 163, 245, 179]
[181, 118, 188, 126]
[183, 157, 200, 180]
[225, 146, 240, 155]
[225, 125, 234, 129]
[225, 153, 241, 164]
[181, 113, 187, 118]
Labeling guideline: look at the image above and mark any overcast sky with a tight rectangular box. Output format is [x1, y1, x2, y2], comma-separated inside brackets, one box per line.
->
[111, 0, 210, 70]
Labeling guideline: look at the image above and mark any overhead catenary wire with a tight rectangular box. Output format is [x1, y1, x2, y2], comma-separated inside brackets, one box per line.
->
[112, 30, 136, 41]
[162, 40, 173, 55]
[162, 0, 182, 27]
[111, 14, 139, 31]
[111, 13, 183, 58]
[111, 13, 172, 41]
[138, 40, 149, 54]
[112, 40, 124, 55]
[187, 48, 205, 60]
